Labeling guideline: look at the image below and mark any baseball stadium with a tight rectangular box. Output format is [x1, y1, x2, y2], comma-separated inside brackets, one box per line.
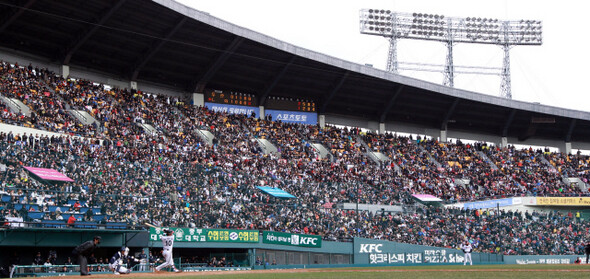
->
[0, 1, 589, 278]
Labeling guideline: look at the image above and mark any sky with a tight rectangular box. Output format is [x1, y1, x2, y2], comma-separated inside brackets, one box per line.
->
[176, 0, 590, 113]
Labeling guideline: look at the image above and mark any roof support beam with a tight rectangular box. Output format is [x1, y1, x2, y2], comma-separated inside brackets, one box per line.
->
[320, 71, 349, 114]
[440, 98, 460, 130]
[565, 119, 576, 142]
[131, 17, 187, 80]
[502, 109, 516, 137]
[0, 0, 36, 34]
[192, 36, 243, 93]
[62, 0, 127, 65]
[258, 56, 296, 106]
[379, 85, 404, 123]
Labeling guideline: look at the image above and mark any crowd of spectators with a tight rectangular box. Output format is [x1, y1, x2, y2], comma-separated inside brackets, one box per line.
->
[0, 61, 94, 136]
[1, 60, 590, 256]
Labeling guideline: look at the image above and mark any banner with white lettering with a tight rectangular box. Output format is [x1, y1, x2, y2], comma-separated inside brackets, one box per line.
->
[354, 237, 479, 265]
[263, 231, 322, 248]
[265, 109, 317, 125]
[464, 198, 514, 210]
[205, 102, 260, 116]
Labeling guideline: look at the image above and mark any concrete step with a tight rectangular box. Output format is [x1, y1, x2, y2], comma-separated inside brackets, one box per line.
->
[564, 177, 589, 193]
[136, 122, 158, 135]
[68, 110, 99, 126]
[0, 95, 31, 117]
[311, 142, 331, 159]
[476, 150, 499, 170]
[256, 138, 278, 155]
[196, 129, 215, 146]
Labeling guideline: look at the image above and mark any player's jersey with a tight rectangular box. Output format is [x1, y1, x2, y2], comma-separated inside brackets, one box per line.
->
[109, 251, 123, 265]
[161, 235, 174, 250]
[461, 243, 473, 253]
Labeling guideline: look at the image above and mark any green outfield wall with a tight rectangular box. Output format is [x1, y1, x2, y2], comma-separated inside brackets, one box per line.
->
[1, 227, 583, 274]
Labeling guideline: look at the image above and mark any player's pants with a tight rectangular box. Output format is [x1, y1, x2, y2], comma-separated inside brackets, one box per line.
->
[139, 259, 148, 271]
[78, 255, 89, 275]
[110, 263, 130, 274]
[156, 249, 175, 271]
[464, 253, 472, 265]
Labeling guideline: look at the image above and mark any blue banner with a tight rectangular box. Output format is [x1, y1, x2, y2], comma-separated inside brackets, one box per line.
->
[266, 109, 317, 125]
[257, 186, 296, 199]
[205, 102, 260, 116]
[464, 198, 513, 210]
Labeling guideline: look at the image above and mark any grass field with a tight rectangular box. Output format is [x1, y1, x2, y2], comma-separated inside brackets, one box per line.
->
[59, 264, 590, 279]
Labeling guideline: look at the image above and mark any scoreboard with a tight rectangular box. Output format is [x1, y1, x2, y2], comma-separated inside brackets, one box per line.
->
[205, 90, 256, 107]
[266, 97, 316, 112]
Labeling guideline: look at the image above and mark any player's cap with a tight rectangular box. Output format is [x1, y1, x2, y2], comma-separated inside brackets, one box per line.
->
[164, 229, 173, 234]
[94, 236, 102, 242]
[120, 246, 127, 251]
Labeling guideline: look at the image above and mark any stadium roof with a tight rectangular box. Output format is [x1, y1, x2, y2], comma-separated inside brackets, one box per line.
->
[1, 0, 589, 143]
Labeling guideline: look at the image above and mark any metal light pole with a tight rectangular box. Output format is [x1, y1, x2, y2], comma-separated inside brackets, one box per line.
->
[359, 9, 543, 99]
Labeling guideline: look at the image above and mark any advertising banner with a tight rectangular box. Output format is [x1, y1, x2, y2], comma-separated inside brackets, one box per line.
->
[24, 166, 74, 182]
[262, 231, 322, 248]
[265, 109, 317, 125]
[206, 228, 259, 243]
[205, 102, 260, 116]
[536, 197, 590, 206]
[149, 227, 259, 243]
[504, 255, 583, 264]
[354, 237, 468, 265]
[464, 198, 514, 210]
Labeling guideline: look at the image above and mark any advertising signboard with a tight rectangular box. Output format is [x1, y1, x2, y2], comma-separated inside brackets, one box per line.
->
[262, 231, 322, 248]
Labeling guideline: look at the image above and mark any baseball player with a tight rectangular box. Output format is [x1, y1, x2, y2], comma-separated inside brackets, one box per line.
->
[155, 229, 181, 273]
[109, 247, 138, 275]
[461, 240, 473, 265]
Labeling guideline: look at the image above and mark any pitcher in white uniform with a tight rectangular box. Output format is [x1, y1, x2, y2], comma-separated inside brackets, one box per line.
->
[461, 240, 473, 265]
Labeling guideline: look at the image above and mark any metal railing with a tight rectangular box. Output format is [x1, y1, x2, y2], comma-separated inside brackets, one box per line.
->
[11, 264, 110, 278]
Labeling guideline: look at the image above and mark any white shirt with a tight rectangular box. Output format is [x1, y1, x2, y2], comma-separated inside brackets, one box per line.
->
[461, 243, 473, 253]
[161, 235, 174, 250]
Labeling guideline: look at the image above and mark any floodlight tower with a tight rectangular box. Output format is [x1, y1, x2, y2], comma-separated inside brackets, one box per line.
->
[359, 9, 543, 99]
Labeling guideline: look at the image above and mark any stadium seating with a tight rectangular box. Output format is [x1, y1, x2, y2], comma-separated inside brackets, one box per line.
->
[1, 60, 590, 256]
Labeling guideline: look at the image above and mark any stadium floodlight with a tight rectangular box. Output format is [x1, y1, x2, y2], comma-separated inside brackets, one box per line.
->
[359, 9, 543, 99]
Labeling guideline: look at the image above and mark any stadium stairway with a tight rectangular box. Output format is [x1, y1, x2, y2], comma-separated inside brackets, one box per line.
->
[563, 177, 589, 193]
[0, 95, 31, 117]
[355, 135, 388, 165]
[310, 142, 335, 161]
[417, 145, 442, 168]
[255, 138, 279, 155]
[136, 122, 158, 135]
[196, 129, 215, 145]
[476, 150, 499, 170]
[241, 120, 280, 155]
[538, 154, 559, 172]
[41, 85, 99, 127]
[68, 109, 99, 126]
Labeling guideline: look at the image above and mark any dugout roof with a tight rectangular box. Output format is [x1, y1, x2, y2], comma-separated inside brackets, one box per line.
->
[1, 0, 589, 142]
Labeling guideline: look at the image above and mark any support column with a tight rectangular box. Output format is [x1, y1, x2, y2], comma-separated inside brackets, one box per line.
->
[192, 93, 204, 107]
[130, 81, 138, 90]
[440, 130, 447, 143]
[319, 115, 326, 128]
[61, 65, 70, 78]
[500, 137, 508, 148]
[259, 106, 265, 120]
[142, 247, 150, 271]
[562, 142, 572, 155]
[379, 123, 385, 134]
